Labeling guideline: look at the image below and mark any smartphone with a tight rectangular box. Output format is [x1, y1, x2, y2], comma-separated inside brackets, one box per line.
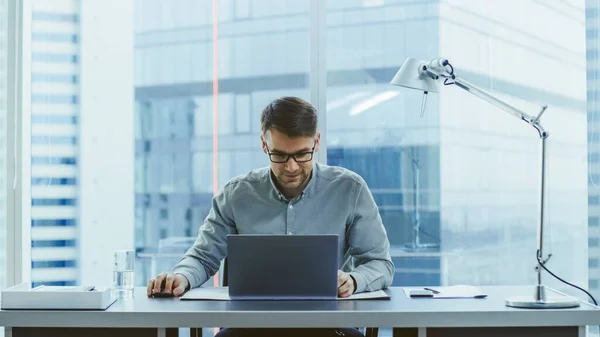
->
[408, 289, 434, 298]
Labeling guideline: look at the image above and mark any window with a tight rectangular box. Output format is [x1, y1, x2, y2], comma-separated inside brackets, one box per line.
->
[590, 0, 600, 304]
[29, 0, 81, 288]
[134, 0, 310, 284]
[26, 0, 590, 309]
[326, 0, 442, 287]
[0, 0, 7, 291]
[27, 0, 311, 288]
[327, 0, 587, 291]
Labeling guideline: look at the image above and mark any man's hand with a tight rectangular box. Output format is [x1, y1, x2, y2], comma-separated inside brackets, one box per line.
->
[337, 270, 356, 298]
[147, 272, 190, 297]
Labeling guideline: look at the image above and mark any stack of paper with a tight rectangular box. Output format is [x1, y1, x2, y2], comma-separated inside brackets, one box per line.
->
[1, 283, 115, 310]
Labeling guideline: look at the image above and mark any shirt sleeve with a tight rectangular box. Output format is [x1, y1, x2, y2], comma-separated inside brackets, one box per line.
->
[347, 178, 395, 293]
[171, 183, 236, 289]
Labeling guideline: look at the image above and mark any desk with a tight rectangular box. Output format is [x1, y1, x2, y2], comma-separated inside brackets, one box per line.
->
[1, 286, 598, 337]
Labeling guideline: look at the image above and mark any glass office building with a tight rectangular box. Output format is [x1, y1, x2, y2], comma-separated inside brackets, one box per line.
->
[132, 1, 442, 286]
[588, 0, 600, 299]
[20, 0, 589, 303]
[0, 0, 593, 336]
[132, 0, 587, 291]
[29, 0, 80, 287]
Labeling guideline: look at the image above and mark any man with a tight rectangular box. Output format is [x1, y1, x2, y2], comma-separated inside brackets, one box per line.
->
[147, 96, 394, 337]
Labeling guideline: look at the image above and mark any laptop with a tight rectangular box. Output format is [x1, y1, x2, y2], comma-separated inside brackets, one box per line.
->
[227, 234, 339, 300]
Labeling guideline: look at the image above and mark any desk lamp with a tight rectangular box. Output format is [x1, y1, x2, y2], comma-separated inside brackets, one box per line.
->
[390, 57, 580, 309]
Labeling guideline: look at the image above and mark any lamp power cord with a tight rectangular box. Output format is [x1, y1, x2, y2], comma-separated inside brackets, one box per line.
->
[537, 250, 597, 306]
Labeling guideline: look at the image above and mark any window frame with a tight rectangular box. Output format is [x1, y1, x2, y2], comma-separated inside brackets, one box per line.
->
[309, 0, 328, 164]
[6, 0, 31, 288]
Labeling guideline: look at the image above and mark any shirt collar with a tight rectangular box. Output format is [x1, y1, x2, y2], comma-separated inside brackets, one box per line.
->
[267, 162, 319, 201]
[302, 162, 319, 199]
[268, 169, 286, 201]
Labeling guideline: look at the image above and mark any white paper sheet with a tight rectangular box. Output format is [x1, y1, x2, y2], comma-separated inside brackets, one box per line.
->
[403, 285, 487, 299]
[341, 290, 389, 300]
[181, 287, 230, 300]
[181, 287, 390, 301]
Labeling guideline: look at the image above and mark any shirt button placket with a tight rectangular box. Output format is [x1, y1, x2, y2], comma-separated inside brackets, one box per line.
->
[287, 202, 294, 235]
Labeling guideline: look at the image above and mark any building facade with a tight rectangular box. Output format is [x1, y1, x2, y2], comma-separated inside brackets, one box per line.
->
[133, 0, 587, 292]
[588, 0, 600, 299]
[30, 0, 80, 287]
[23, 0, 588, 296]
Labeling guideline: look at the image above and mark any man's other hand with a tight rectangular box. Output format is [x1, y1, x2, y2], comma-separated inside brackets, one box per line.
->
[147, 272, 190, 297]
[337, 270, 356, 298]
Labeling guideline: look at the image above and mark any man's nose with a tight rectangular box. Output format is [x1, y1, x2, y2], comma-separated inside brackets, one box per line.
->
[285, 157, 299, 171]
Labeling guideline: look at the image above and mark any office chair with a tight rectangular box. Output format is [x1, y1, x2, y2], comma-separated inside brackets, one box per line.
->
[194, 259, 378, 337]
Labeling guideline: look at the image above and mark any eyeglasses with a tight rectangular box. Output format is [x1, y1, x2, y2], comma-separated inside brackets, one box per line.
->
[265, 142, 316, 163]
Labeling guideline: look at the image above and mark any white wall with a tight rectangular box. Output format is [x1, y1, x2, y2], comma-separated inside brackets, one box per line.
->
[79, 0, 135, 287]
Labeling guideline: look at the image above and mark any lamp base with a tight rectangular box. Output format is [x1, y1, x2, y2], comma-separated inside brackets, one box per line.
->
[505, 296, 580, 309]
[505, 285, 580, 309]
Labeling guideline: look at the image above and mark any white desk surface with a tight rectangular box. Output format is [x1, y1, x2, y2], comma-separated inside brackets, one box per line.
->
[0, 286, 598, 328]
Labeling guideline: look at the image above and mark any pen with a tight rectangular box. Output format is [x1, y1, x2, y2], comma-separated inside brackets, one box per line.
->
[423, 287, 440, 294]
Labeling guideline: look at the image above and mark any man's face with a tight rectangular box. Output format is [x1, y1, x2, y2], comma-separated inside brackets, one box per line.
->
[261, 129, 320, 191]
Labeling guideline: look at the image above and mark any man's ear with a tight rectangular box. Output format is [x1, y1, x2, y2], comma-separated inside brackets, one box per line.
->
[314, 132, 321, 153]
[260, 134, 267, 154]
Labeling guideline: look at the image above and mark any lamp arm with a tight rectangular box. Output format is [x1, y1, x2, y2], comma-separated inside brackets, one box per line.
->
[424, 67, 549, 139]
[454, 76, 548, 138]
[425, 63, 551, 297]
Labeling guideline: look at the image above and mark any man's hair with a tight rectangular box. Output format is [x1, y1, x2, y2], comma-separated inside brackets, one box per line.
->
[260, 96, 317, 138]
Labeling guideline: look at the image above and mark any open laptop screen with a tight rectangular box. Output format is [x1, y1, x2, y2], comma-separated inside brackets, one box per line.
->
[227, 234, 339, 300]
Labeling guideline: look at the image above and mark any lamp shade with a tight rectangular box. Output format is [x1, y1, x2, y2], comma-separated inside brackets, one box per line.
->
[390, 58, 439, 93]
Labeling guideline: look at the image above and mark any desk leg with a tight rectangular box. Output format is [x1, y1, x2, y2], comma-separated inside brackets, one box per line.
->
[8, 327, 179, 337]
[393, 326, 579, 337]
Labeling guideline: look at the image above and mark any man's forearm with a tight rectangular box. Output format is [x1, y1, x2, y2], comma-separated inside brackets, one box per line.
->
[171, 187, 236, 289]
[349, 259, 394, 293]
[172, 256, 211, 289]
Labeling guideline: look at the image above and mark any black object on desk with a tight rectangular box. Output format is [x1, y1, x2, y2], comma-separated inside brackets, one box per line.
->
[150, 291, 174, 298]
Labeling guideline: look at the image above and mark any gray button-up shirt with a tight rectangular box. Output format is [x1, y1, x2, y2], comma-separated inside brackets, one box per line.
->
[172, 162, 394, 293]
